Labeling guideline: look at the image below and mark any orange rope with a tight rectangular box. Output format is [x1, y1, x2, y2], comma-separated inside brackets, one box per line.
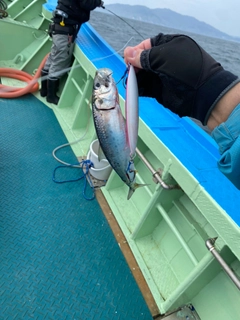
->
[0, 54, 48, 98]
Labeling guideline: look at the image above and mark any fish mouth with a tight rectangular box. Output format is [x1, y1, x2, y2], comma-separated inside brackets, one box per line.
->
[92, 91, 116, 111]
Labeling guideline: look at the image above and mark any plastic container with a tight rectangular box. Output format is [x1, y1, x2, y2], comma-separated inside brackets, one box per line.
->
[88, 139, 112, 181]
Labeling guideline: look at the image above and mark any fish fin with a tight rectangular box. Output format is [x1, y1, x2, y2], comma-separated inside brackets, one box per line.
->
[127, 183, 149, 200]
[97, 144, 106, 161]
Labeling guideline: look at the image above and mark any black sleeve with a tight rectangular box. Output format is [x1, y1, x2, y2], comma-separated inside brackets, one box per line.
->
[141, 35, 222, 88]
[78, 0, 101, 11]
[150, 33, 181, 47]
[141, 33, 186, 72]
[140, 35, 203, 87]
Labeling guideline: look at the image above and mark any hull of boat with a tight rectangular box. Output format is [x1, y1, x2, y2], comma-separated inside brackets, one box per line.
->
[1, 1, 240, 319]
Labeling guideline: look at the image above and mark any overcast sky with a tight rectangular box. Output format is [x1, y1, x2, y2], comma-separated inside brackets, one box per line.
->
[105, 0, 240, 37]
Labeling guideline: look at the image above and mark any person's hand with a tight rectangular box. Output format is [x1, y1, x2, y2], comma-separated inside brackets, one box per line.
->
[124, 39, 151, 72]
[99, 0, 104, 7]
[124, 47, 143, 72]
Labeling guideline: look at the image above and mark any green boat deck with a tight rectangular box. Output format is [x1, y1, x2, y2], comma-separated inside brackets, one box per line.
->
[0, 0, 240, 319]
[0, 94, 153, 319]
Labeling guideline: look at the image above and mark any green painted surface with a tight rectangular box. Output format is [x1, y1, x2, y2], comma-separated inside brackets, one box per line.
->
[0, 94, 152, 320]
[1, 2, 240, 318]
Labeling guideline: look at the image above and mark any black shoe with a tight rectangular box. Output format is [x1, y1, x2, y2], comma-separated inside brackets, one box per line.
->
[40, 69, 48, 97]
[47, 78, 60, 105]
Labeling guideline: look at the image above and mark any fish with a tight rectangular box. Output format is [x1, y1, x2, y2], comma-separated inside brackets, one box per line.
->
[92, 67, 144, 199]
[125, 64, 139, 158]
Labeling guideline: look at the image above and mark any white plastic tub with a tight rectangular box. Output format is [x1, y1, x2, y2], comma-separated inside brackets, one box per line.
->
[87, 140, 112, 181]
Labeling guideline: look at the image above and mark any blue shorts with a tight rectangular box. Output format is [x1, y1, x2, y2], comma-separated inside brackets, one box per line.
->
[211, 103, 240, 189]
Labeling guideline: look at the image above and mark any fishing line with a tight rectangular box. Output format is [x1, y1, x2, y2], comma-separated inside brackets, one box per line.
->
[103, 7, 144, 40]
[91, 36, 134, 62]
[1, 15, 135, 160]
[51, 101, 96, 200]
[41, 36, 134, 79]
[116, 66, 128, 85]
[52, 99, 92, 167]
[0, 38, 131, 95]
[51, 35, 134, 166]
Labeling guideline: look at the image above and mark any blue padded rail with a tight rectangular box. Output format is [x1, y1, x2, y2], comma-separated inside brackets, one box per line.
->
[43, 0, 58, 12]
[44, 1, 240, 226]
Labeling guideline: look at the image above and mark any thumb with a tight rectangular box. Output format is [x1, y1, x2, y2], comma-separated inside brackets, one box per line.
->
[124, 47, 142, 69]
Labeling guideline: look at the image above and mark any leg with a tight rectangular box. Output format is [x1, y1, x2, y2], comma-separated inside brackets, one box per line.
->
[47, 34, 75, 105]
[40, 69, 48, 97]
[39, 40, 54, 98]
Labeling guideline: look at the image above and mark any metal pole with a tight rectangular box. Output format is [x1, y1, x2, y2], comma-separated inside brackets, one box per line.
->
[206, 238, 240, 290]
[135, 147, 178, 190]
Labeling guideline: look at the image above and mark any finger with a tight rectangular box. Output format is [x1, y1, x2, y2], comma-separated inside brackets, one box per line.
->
[124, 47, 138, 65]
[124, 46, 133, 64]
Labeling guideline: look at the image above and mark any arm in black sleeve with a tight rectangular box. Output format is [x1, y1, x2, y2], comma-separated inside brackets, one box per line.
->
[78, 0, 101, 11]
[150, 33, 181, 46]
[141, 34, 221, 88]
[141, 33, 182, 71]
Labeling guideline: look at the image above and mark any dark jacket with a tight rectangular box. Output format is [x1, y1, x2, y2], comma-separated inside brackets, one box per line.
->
[55, 0, 101, 24]
[138, 33, 239, 124]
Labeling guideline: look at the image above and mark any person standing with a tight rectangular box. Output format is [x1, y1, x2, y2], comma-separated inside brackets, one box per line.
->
[40, 0, 103, 105]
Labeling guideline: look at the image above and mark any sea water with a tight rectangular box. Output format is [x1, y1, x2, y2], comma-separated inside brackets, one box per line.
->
[90, 11, 240, 78]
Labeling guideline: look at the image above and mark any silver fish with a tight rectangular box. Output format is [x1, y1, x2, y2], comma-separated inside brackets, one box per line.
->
[92, 68, 142, 199]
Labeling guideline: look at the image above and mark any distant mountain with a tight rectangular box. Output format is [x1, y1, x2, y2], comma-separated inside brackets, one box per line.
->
[100, 4, 240, 42]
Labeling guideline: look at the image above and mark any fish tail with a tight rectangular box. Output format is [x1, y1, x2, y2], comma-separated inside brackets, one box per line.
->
[127, 183, 148, 200]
